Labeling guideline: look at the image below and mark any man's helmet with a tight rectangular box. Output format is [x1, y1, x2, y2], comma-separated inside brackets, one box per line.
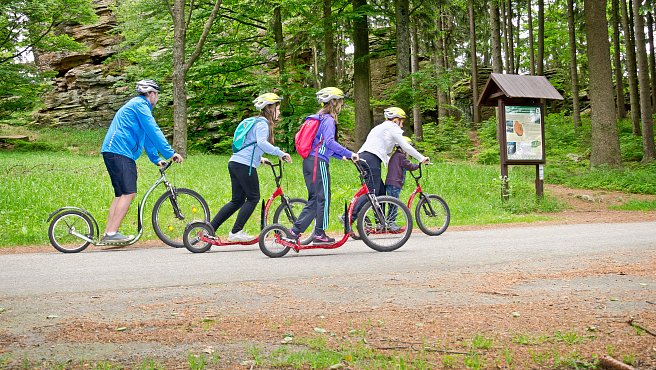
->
[384, 107, 407, 120]
[253, 93, 282, 110]
[136, 79, 160, 94]
[316, 87, 345, 104]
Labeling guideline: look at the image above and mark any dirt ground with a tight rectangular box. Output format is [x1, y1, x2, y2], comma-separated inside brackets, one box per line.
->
[1, 184, 656, 369]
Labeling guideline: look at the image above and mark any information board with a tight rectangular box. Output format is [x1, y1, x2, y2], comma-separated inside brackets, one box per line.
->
[504, 105, 544, 161]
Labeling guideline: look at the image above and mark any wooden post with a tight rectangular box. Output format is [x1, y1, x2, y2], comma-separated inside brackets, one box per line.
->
[536, 164, 544, 197]
[498, 99, 510, 201]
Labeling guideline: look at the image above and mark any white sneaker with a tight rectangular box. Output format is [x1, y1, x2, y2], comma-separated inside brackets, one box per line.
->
[227, 230, 255, 242]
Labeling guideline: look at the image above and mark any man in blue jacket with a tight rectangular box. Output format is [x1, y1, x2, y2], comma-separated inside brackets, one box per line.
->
[100, 79, 183, 243]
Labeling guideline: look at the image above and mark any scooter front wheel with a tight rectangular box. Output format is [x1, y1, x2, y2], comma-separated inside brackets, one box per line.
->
[152, 188, 210, 248]
[48, 210, 95, 253]
[356, 196, 413, 252]
[259, 224, 292, 258]
[183, 221, 215, 253]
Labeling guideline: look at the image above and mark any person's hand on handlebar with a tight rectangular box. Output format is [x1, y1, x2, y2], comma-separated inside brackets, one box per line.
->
[421, 157, 430, 165]
[260, 157, 272, 165]
[348, 152, 360, 162]
[171, 153, 184, 163]
[280, 153, 292, 163]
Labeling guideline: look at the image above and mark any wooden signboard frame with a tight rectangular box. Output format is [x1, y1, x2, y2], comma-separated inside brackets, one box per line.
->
[477, 74, 563, 200]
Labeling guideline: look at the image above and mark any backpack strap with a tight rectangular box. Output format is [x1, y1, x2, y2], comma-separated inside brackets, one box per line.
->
[243, 117, 267, 175]
[311, 114, 326, 183]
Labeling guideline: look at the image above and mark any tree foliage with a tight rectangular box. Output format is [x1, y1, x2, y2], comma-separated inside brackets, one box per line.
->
[5, 0, 656, 166]
[0, 0, 95, 120]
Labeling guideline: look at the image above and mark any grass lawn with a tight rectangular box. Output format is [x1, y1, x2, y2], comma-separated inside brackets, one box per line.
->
[0, 151, 559, 247]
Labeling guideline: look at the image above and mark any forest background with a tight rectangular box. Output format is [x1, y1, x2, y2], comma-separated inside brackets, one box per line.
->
[3, 0, 656, 164]
[1, 0, 656, 233]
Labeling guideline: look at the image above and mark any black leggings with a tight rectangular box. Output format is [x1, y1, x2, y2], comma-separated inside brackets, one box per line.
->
[210, 161, 260, 233]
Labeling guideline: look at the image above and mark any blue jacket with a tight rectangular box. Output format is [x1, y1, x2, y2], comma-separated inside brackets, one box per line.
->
[312, 114, 353, 162]
[230, 118, 285, 168]
[101, 96, 175, 164]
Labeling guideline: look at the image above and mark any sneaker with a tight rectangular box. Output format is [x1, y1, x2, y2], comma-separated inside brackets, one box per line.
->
[312, 233, 335, 245]
[387, 222, 401, 232]
[227, 230, 255, 242]
[101, 232, 132, 244]
[288, 229, 300, 241]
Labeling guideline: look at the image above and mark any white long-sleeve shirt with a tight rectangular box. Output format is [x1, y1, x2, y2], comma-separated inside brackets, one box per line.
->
[357, 120, 427, 165]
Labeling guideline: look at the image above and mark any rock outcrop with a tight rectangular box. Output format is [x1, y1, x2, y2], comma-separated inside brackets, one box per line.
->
[33, 0, 128, 128]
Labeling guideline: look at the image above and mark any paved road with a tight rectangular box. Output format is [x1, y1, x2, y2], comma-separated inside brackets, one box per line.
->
[2, 222, 655, 297]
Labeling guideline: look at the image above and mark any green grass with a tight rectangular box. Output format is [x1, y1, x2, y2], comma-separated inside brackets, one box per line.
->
[2, 115, 654, 248]
[0, 151, 563, 247]
[610, 199, 656, 211]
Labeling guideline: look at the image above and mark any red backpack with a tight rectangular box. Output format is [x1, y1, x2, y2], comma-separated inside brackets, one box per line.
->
[295, 114, 324, 159]
[294, 114, 326, 182]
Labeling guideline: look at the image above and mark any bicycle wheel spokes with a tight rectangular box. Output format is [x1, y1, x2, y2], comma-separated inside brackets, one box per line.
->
[415, 194, 450, 236]
[152, 188, 210, 248]
[259, 224, 291, 258]
[357, 196, 412, 252]
[48, 210, 94, 253]
[183, 221, 214, 253]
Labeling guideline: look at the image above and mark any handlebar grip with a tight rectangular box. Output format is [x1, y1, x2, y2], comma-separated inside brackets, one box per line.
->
[160, 160, 173, 173]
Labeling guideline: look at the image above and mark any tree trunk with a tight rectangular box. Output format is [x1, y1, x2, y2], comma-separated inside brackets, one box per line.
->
[490, 0, 503, 73]
[501, 0, 509, 72]
[323, 0, 337, 87]
[352, 0, 373, 147]
[410, 18, 423, 140]
[584, 0, 622, 167]
[612, 0, 627, 119]
[336, 28, 344, 83]
[632, 0, 656, 161]
[171, 0, 188, 156]
[621, 0, 641, 134]
[537, 0, 544, 75]
[170, 0, 223, 156]
[567, 0, 581, 128]
[273, 6, 285, 79]
[469, 0, 480, 125]
[435, 11, 449, 120]
[515, 2, 521, 73]
[528, 0, 535, 74]
[442, 15, 452, 105]
[507, 0, 515, 73]
[395, 0, 411, 82]
[647, 11, 656, 109]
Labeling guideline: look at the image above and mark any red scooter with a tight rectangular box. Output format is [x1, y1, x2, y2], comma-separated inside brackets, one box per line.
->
[257, 160, 413, 258]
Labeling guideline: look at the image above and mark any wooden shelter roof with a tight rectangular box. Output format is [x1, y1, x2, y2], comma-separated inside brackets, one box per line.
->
[477, 73, 564, 106]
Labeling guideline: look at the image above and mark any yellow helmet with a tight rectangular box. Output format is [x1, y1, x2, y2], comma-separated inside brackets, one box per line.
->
[384, 107, 407, 120]
[253, 93, 282, 110]
[316, 87, 345, 104]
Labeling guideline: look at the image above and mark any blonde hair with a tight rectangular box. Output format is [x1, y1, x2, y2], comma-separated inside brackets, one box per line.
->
[260, 103, 278, 145]
[318, 99, 343, 125]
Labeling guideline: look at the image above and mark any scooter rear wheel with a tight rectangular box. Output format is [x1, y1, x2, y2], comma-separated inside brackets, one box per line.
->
[259, 224, 292, 258]
[183, 221, 215, 253]
[48, 210, 94, 253]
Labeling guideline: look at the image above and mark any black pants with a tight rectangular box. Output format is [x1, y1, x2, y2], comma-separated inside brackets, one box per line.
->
[351, 151, 384, 222]
[210, 161, 260, 233]
[292, 156, 330, 236]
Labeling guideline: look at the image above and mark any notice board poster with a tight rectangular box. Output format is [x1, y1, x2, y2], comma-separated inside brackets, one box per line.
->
[504, 106, 543, 161]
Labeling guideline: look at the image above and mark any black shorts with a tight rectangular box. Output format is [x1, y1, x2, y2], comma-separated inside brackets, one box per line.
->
[102, 152, 137, 197]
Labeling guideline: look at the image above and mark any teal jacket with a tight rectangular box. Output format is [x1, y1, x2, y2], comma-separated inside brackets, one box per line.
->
[101, 96, 174, 164]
